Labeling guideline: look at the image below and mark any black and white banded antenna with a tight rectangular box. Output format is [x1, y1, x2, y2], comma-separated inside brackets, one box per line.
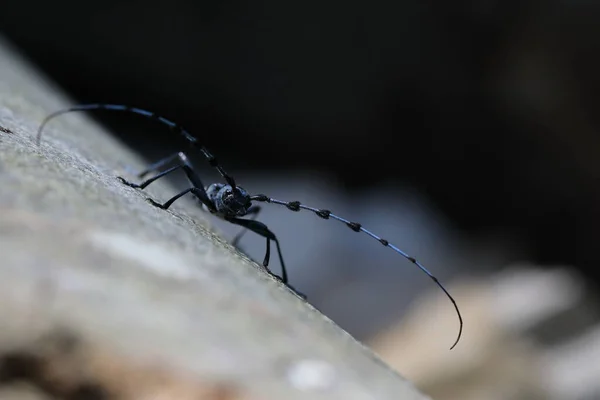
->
[36, 103, 237, 189]
[37, 103, 463, 350]
[250, 195, 463, 349]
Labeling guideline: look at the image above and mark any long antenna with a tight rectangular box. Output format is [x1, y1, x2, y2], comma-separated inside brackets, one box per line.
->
[36, 104, 237, 189]
[251, 194, 463, 349]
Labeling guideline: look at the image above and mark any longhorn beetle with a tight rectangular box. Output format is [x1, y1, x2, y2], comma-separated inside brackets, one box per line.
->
[37, 103, 463, 349]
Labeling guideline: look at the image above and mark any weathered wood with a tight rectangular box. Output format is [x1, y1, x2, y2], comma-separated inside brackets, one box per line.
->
[0, 38, 429, 400]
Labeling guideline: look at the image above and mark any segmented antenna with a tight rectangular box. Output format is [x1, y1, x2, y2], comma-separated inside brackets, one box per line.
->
[36, 104, 237, 189]
[37, 103, 463, 349]
[250, 194, 463, 349]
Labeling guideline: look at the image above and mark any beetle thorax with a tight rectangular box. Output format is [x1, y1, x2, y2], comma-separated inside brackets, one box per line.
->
[205, 183, 251, 217]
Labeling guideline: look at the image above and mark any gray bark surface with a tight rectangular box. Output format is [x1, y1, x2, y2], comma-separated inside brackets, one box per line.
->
[0, 38, 429, 400]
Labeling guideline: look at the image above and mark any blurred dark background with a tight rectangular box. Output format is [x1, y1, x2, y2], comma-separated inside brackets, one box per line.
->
[3, 0, 600, 341]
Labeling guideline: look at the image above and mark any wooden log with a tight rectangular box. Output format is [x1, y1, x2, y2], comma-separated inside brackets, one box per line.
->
[0, 38, 430, 400]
